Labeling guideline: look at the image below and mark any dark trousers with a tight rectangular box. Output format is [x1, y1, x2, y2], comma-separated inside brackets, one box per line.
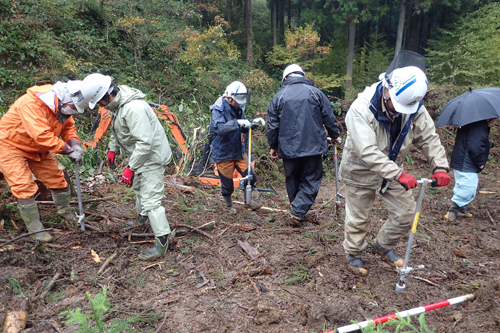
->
[283, 155, 323, 219]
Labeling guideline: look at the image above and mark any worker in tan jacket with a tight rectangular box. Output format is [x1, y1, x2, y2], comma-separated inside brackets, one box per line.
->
[0, 81, 88, 242]
[340, 66, 451, 275]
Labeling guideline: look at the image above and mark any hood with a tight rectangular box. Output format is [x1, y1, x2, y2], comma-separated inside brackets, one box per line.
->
[106, 85, 146, 112]
[282, 76, 315, 87]
[29, 84, 57, 114]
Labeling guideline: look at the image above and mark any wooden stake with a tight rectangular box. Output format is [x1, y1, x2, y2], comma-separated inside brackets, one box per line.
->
[97, 252, 117, 275]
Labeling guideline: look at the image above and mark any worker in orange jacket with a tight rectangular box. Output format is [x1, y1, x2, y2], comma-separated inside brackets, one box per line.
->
[0, 81, 88, 242]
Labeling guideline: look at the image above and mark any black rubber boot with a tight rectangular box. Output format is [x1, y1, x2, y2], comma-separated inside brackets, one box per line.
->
[458, 204, 473, 217]
[139, 234, 169, 261]
[127, 214, 149, 227]
[444, 202, 460, 221]
[375, 240, 403, 268]
[347, 255, 368, 276]
[223, 195, 237, 214]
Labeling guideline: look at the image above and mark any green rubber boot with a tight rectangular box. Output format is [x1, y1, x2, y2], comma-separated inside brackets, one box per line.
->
[127, 214, 149, 227]
[223, 195, 237, 214]
[51, 188, 78, 230]
[139, 234, 169, 261]
[18, 198, 53, 243]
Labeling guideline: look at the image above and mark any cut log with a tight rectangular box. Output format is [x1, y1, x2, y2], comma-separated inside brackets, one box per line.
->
[2, 299, 28, 333]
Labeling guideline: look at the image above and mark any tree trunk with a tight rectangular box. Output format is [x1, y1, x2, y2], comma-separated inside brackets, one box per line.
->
[287, 0, 291, 30]
[394, 0, 406, 55]
[272, 0, 277, 46]
[246, 0, 253, 65]
[228, 0, 232, 26]
[346, 20, 356, 90]
[278, 0, 285, 43]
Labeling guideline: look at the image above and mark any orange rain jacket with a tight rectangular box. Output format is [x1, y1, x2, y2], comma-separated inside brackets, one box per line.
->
[0, 85, 81, 198]
[0, 84, 80, 161]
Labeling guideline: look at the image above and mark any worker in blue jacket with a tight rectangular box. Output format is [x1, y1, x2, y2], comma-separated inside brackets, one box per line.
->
[210, 81, 264, 213]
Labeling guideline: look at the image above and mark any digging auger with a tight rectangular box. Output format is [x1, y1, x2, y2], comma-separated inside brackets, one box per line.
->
[396, 178, 437, 293]
[239, 119, 266, 204]
[327, 294, 474, 333]
[333, 143, 345, 215]
[74, 163, 85, 231]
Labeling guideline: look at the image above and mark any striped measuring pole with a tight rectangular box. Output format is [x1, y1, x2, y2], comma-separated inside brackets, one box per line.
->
[326, 294, 474, 333]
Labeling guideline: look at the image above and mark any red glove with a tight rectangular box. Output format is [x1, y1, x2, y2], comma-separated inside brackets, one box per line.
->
[107, 150, 116, 169]
[397, 172, 418, 191]
[122, 166, 134, 185]
[431, 172, 450, 187]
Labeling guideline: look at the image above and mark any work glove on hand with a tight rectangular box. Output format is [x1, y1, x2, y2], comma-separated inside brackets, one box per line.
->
[398, 172, 418, 191]
[122, 166, 135, 185]
[69, 150, 83, 165]
[68, 138, 83, 155]
[431, 172, 451, 187]
[61, 144, 74, 155]
[107, 150, 116, 170]
[237, 119, 251, 129]
[251, 117, 266, 129]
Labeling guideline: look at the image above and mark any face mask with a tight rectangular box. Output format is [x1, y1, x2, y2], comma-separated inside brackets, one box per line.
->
[60, 104, 78, 115]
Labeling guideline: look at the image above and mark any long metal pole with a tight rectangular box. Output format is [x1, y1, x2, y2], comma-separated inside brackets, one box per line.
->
[74, 163, 85, 231]
[245, 127, 253, 204]
[396, 178, 434, 292]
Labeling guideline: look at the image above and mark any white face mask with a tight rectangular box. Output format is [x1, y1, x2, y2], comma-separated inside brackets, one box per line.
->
[60, 104, 78, 115]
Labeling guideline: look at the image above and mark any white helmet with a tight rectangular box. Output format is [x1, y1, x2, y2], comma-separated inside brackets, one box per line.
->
[66, 80, 88, 114]
[383, 66, 428, 114]
[81, 73, 113, 109]
[223, 81, 250, 106]
[282, 64, 305, 83]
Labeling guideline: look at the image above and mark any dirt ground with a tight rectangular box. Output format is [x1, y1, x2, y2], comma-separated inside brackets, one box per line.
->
[1, 123, 500, 332]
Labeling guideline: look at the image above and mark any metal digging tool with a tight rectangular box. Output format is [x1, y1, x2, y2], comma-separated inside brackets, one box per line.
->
[396, 178, 437, 292]
[333, 142, 345, 215]
[73, 163, 85, 231]
[242, 126, 254, 205]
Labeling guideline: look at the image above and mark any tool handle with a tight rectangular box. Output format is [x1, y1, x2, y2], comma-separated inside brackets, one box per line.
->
[417, 178, 437, 186]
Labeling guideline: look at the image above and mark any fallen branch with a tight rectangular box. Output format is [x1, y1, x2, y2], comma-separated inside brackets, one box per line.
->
[121, 224, 214, 241]
[35, 272, 62, 301]
[0, 228, 54, 248]
[35, 196, 114, 205]
[412, 275, 438, 286]
[237, 240, 260, 260]
[165, 178, 195, 193]
[485, 209, 496, 224]
[233, 201, 287, 212]
[246, 275, 260, 295]
[97, 252, 117, 275]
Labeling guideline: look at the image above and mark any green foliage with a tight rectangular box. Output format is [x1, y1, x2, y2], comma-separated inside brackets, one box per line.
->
[284, 267, 311, 285]
[427, 3, 500, 86]
[358, 313, 434, 333]
[5, 277, 25, 297]
[60, 287, 139, 333]
[266, 24, 347, 91]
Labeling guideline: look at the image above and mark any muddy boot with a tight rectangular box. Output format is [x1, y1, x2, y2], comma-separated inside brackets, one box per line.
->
[444, 202, 460, 221]
[458, 205, 473, 218]
[375, 240, 403, 268]
[347, 255, 368, 276]
[139, 234, 169, 261]
[223, 195, 237, 214]
[288, 208, 303, 227]
[245, 199, 263, 211]
[51, 188, 78, 230]
[18, 198, 53, 243]
[127, 214, 149, 227]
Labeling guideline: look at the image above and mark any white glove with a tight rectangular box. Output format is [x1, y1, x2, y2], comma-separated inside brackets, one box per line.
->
[69, 150, 83, 165]
[252, 117, 266, 127]
[72, 144, 84, 155]
[237, 119, 251, 129]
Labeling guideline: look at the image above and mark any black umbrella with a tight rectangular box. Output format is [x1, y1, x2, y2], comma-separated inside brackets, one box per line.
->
[435, 87, 500, 127]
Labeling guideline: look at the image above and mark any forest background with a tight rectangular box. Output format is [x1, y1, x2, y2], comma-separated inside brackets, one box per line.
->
[1, 0, 500, 170]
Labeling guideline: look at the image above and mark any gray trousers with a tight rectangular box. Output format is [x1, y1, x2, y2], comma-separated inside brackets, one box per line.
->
[132, 167, 171, 237]
[343, 181, 416, 256]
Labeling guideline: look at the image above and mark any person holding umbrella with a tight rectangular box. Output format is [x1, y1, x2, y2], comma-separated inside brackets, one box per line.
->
[435, 87, 500, 221]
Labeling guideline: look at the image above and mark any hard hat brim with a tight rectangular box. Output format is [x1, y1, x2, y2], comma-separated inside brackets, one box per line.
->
[389, 91, 420, 114]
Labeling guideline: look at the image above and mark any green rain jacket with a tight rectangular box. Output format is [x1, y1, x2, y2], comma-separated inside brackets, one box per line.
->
[107, 85, 171, 173]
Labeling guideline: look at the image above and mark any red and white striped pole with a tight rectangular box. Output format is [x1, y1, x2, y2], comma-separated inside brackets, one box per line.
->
[326, 294, 474, 333]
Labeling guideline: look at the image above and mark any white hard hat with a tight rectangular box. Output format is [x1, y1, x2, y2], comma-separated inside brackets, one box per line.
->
[282, 64, 305, 83]
[383, 66, 428, 114]
[81, 73, 113, 109]
[223, 81, 250, 106]
[66, 80, 87, 114]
